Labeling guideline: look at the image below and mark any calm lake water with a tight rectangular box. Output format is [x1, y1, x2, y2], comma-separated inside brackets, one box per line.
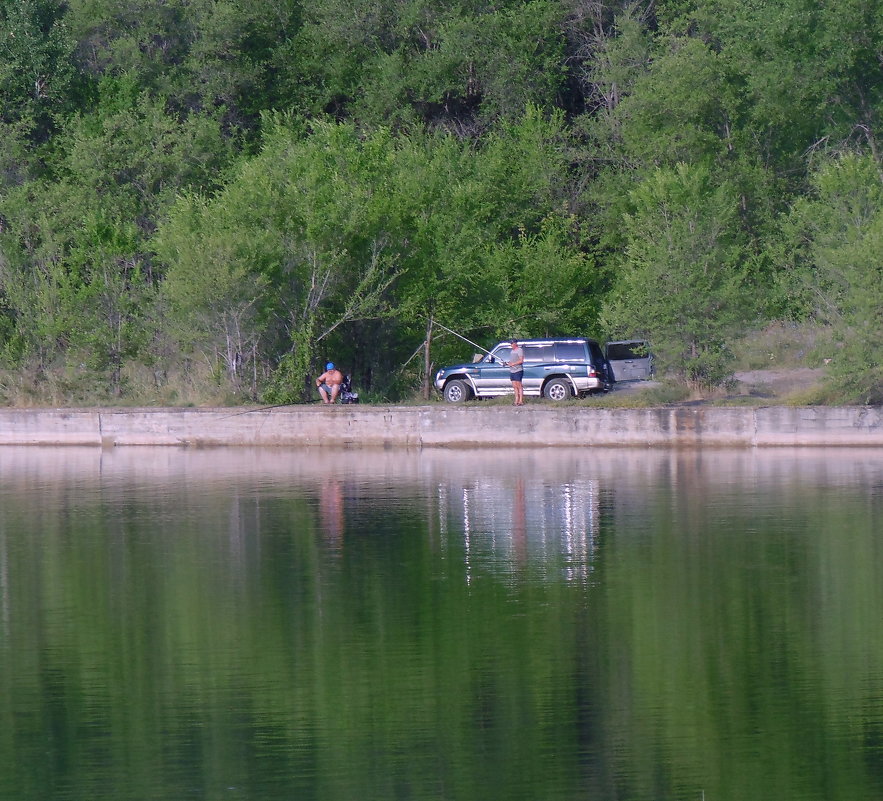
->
[1, 445, 883, 801]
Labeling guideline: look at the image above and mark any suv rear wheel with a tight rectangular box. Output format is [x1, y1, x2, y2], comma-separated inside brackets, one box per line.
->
[443, 379, 473, 403]
[544, 378, 572, 401]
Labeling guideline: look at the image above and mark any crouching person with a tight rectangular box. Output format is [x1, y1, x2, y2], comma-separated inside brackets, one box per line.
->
[316, 362, 344, 404]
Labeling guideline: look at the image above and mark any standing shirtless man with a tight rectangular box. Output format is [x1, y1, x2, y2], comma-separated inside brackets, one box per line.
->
[316, 362, 344, 404]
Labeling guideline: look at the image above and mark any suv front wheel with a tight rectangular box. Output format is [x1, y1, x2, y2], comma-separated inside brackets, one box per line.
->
[443, 379, 473, 403]
[544, 378, 572, 401]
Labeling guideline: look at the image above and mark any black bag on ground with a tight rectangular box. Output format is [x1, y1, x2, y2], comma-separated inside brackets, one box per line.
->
[339, 375, 359, 404]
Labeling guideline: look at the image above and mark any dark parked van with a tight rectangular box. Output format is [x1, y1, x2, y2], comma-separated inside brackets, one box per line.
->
[434, 337, 613, 403]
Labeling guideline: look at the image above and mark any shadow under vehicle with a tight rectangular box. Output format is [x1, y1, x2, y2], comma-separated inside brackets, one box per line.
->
[434, 337, 613, 403]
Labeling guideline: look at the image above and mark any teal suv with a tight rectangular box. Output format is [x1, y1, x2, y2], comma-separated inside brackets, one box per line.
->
[434, 338, 613, 403]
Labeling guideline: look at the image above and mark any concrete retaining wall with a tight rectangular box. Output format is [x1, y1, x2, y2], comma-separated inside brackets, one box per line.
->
[0, 405, 882, 447]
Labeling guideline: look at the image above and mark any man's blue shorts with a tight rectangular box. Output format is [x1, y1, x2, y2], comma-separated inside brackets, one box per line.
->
[509, 371, 524, 382]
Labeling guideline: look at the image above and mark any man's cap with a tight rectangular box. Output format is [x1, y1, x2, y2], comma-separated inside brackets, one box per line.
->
[326, 362, 335, 369]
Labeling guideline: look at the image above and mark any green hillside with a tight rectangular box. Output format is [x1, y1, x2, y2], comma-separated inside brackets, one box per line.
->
[1, 0, 881, 404]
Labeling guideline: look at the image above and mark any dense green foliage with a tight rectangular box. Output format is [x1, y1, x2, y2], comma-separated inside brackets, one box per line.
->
[0, 0, 881, 403]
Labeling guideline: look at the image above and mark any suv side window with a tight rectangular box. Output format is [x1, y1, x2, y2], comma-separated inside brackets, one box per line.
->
[554, 342, 587, 362]
[523, 344, 554, 362]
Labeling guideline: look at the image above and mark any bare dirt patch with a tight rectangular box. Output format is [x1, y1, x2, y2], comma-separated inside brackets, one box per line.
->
[733, 367, 827, 399]
[609, 367, 829, 405]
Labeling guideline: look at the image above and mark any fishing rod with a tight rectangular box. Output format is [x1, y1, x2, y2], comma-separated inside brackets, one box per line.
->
[222, 401, 296, 418]
[433, 321, 518, 366]
[223, 375, 354, 417]
[432, 321, 495, 358]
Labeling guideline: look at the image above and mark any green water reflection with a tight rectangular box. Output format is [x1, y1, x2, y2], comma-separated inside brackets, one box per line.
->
[1, 447, 882, 800]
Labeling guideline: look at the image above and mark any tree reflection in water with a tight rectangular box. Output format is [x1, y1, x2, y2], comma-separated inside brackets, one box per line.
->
[1, 446, 883, 801]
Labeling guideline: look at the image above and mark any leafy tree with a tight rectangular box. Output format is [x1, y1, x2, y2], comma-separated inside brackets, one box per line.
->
[604, 162, 752, 386]
[0, 182, 152, 394]
[389, 107, 591, 395]
[780, 154, 883, 403]
[156, 119, 404, 401]
[153, 192, 273, 394]
[655, 0, 883, 184]
[281, 0, 568, 132]
[570, 2, 653, 137]
[613, 37, 736, 167]
[65, 0, 302, 123]
[573, 6, 789, 352]
[0, 0, 76, 137]
[0, 90, 234, 394]
[0, 121, 33, 190]
[156, 108, 594, 401]
[481, 214, 599, 336]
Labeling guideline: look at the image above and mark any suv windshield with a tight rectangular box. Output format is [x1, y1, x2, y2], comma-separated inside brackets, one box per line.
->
[487, 346, 511, 363]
